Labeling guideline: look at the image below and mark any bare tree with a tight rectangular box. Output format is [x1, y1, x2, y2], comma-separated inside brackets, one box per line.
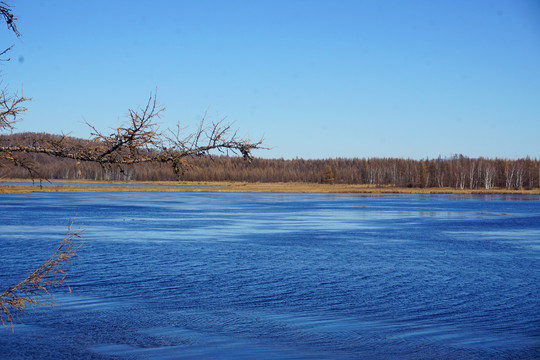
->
[484, 162, 496, 190]
[452, 155, 467, 190]
[1, 94, 264, 180]
[469, 159, 477, 189]
[1, 4, 263, 181]
[0, 2, 263, 329]
[434, 156, 445, 188]
[504, 160, 516, 190]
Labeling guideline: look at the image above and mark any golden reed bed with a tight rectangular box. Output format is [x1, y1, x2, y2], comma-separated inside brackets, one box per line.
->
[1, 179, 540, 195]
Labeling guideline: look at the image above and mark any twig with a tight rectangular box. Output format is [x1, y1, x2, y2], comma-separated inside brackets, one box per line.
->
[0, 221, 83, 329]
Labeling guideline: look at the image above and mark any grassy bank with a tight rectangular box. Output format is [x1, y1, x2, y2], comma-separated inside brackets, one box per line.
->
[1, 179, 540, 195]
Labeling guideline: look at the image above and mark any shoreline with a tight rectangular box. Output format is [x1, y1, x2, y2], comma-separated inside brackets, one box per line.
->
[1, 179, 540, 195]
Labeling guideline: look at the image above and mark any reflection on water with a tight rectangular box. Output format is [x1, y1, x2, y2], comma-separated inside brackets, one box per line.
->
[0, 192, 539, 359]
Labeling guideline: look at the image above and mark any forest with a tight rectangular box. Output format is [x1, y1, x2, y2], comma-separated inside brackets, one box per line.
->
[1, 132, 539, 190]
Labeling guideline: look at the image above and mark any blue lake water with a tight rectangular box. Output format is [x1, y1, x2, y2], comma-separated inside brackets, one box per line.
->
[0, 192, 539, 359]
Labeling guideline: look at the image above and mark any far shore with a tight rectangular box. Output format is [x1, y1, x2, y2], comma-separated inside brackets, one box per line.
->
[1, 178, 540, 195]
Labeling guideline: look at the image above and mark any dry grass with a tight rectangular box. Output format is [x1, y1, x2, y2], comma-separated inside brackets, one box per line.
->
[1, 179, 540, 195]
[0, 222, 83, 329]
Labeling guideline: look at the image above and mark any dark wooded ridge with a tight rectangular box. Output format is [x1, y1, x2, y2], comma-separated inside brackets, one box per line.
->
[2, 132, 539, 190]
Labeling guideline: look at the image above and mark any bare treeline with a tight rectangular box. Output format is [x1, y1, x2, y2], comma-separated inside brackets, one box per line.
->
[2, 132, 538, 190]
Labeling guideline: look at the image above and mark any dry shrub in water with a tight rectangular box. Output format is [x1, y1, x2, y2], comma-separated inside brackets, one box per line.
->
[0, 222, 83, 329]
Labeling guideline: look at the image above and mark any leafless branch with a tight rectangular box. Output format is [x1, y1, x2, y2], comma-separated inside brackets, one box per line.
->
[0, 86, 30, 132]
[0, 2, 19, 61]
[0, 44, 13, 60]
[0, 221, 83, 329]
[0, 2, 20, 37]
[2, 93, 266, 180]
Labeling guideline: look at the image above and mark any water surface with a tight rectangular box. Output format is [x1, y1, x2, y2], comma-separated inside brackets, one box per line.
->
[0, 192, 539, 359]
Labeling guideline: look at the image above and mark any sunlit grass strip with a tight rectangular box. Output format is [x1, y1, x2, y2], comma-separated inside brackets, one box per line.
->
[0, 222, 83, 329]
[1, 180, 540, 195]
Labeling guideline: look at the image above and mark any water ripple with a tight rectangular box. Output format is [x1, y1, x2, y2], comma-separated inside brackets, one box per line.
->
[0, 192, 539, 359]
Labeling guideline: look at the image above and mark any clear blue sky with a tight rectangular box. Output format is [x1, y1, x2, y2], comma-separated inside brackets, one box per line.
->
[4, 0, 540, 159]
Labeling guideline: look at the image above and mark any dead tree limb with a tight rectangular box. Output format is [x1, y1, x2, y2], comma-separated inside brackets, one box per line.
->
[0, 222, 83, 329]
[0, 2, 20, 37]
[1, 93, 265, 179]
